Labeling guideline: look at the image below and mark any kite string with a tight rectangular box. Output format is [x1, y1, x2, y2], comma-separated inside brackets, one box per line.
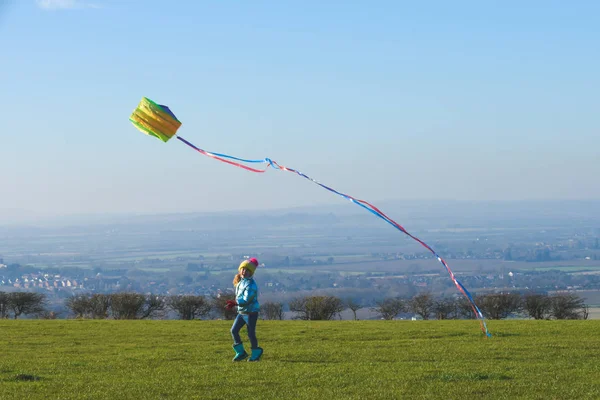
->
[176, 135, 491, 337]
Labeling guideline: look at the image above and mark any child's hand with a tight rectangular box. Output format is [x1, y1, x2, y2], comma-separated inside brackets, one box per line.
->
[225, 300, 237, 310]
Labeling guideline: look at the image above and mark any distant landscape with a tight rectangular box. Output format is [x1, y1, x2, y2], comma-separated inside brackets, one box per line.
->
[2, 200, 600, 318]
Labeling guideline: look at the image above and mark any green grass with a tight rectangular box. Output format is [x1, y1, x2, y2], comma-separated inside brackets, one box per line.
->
[0, 320, 599, 399]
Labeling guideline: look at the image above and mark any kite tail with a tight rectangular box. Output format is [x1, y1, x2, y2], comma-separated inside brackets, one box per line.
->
[176, 136, 270, 173]
[176, 135, 491, 337]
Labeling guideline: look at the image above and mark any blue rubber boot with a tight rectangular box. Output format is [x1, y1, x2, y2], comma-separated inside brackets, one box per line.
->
[232, 343, 248, 362]
[248, 347, 263, 362]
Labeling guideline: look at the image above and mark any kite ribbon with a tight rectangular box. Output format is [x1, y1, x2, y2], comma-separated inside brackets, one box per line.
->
[177, 136, 269, 173]
[176, 135, 491, 337]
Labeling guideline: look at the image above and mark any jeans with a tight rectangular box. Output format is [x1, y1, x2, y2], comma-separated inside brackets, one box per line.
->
[231, 312, 259, 349]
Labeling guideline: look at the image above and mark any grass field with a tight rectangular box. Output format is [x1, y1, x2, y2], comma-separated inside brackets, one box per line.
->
[0, 320, 599, 399]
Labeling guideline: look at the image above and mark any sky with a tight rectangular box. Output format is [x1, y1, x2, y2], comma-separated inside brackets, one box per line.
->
[1, 0, 599, 222]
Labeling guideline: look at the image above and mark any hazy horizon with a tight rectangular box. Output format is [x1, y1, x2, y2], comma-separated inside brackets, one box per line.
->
[2, 198, 599, 227]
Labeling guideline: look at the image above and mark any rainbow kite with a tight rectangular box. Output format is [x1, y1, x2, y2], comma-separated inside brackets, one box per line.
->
[130, 97, 182, 142]
[130, 97, 491, 337]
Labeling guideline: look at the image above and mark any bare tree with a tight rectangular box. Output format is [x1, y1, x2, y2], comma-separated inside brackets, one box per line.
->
[523, 293, 551, 320]
[261, 302, 284, 320]
[408, 293, 435, 320]
[476, 293, 522, 320]
[289, 296, 344, 320]
[65, 294, 111, 319]
[432, 297, 457, 320]
[167, 295, 212, 320]
[65, 294, 91, 318]
[110, 293, 165, 319]
[550, 293, 585, 320]
[0, 291, 10, 319]
[111, 293, 145, 319]
[345, 298, 362, 321]
[89, 294, 111, 319]
[143, 295, 166, 319]
[8, 292, 46, 319]
[372, 297, 404, 320]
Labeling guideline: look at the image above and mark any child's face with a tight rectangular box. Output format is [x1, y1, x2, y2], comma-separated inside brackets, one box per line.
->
[241, 268, 252, 278]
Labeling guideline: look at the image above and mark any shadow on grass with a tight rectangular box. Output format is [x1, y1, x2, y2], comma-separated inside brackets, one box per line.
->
[274, 358, 401, 364]
[13, 374, 42, 382]
[488, 332, 522, 337]
[427, 372, 512, 382]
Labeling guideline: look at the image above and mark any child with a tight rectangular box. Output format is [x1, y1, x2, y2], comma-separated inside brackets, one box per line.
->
[226, 257, 263, 362]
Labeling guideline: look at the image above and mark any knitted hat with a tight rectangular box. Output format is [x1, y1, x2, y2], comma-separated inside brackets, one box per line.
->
[238, 258, 259, 275]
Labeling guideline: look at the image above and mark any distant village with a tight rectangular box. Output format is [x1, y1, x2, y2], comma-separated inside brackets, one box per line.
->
[3, 250, 600, 305]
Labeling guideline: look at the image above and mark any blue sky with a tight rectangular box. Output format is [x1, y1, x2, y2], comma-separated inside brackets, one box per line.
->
[1, 0, 599, 221]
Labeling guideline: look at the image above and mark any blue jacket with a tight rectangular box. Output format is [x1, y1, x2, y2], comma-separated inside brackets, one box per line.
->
[235, 277, 260, 314]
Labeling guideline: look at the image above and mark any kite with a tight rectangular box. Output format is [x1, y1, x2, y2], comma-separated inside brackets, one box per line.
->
[130, 97, 182, 142]
[129, 97, 492, 337]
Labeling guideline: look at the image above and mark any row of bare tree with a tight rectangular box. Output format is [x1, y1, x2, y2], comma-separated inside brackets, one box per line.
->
[65, 293, 285, 320]
[254, 292, 589, 321]
[371, 292, 589, 321]
[65, 293, 231, 320]
[0, 291, 277, 320]
[0, 291, 591, 321]
[263, 292, 589, 321]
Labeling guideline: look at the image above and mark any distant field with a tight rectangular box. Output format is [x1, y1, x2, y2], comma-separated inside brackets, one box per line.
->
[567, 290, 600, 306]
[257, 259, 600, 276]
[587, 308, 600, 319]
[531, 265, 600, 272]
[0, 320, 598, 399]
[103, 252, 209, 262]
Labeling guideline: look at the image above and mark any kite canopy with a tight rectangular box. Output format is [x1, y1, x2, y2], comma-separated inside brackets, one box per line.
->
[129, 97, 182, 142]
